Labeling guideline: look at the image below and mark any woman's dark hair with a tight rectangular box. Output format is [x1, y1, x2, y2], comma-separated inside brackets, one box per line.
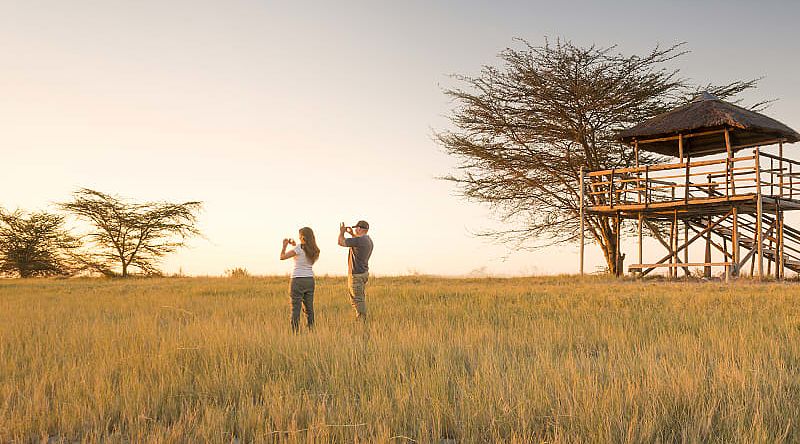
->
[299, 227, 320, 264]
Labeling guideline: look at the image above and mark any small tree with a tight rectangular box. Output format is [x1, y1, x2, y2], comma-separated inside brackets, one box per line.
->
[59, 189, 202, 277]
[437, 39, 761, 275]
[0, 209, 84, 278]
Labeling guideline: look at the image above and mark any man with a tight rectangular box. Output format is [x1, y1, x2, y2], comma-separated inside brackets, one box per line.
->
[338, 220, 373, 320]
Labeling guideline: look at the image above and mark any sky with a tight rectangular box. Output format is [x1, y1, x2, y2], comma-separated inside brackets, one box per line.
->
[1, 0, 799, 276]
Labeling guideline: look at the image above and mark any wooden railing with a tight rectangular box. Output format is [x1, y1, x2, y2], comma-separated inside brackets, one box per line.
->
[583, 149, 800, 209]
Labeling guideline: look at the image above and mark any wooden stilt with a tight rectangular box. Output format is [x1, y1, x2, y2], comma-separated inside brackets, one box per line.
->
[638, 213, 643, 276]
[683, 222, 689, 277]
[669, 216, 676, 278]
[732, 206, 739, 276]
[780, 209, 785, 280]
[755, 148, 764, 280]
[779, 141, 784, 197]
[772, 203, 783, 279]
[704, 216, 712, 278]
[672, 210, 678, 279]
[615, 212, 621, 277]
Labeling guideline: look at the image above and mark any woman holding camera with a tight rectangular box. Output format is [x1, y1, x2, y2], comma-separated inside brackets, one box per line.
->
[279, 227, 320, 333]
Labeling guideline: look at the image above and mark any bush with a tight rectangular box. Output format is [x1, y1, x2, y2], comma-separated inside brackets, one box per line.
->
[225, 267, 250, 278]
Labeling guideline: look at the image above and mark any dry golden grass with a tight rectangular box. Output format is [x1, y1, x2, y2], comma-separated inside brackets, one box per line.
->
[2, 275, 800, 442]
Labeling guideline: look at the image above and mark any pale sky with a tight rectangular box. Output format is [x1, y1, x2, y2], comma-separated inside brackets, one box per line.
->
[2, 1, 799, 276]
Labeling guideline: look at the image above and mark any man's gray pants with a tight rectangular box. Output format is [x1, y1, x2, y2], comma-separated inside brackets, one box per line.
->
[348, 272, 368, 320]
[290, 277, 314, 332]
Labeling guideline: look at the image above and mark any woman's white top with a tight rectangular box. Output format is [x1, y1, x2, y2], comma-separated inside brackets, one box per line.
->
[292, 245, 314, 278]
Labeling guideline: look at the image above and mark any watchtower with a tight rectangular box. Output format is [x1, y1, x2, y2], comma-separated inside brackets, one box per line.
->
[579, 92, 800, 279]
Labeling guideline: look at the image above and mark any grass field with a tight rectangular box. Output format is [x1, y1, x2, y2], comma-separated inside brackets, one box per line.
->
[2, 276, 800, 442]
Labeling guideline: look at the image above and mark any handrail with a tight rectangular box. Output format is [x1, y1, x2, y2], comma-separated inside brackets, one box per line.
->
[760, 151, 800, 167]
[587, 155, 755, 177]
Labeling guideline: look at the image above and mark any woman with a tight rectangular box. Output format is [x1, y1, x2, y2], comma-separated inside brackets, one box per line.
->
[280, 227, 320, 333]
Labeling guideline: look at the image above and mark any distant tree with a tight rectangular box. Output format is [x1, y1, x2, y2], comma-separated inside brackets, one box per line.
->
[0, 209, 84, 278]
[59, 189, 202, 277]
[437, 39, 762, 275]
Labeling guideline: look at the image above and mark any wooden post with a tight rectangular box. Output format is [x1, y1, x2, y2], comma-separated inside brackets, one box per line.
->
[775, 205, 782, 280]
[638, 212, 643, 275]
[755, 147, 764, 280]
[704, 215, 712, 278]
[724, 128, 732, 158]
[634, 141, 642, 204]
[684, 157, 691, 204]
[579, 167, 585, 276]
[609, 170, 615, 208]
[615, 212, 621, 277]
[779, 141, 784, 197]
[669, 209, 678, 278]
[767, 233, 773, 276]
[770, 158, 775, 196]
[678, 133, 684, 163]
[684, 222, 689, 276]
[779, 209, 785, 280]
[673, 210, 679, 279]
[732, 206, 739, 276]
[725, 128, 735, 195]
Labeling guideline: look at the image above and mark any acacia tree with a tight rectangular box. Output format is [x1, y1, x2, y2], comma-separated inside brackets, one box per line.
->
[437, 39, 760, 275]
[59, 189, 202, 277]
[0, 209, 85, 278]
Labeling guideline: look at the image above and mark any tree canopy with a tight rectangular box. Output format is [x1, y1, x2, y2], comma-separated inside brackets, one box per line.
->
[0, 209, 84, 278]
[59, 189, 202, 277]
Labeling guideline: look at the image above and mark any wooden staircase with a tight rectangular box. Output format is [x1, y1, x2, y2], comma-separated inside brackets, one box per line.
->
[686, 212, 800, 275]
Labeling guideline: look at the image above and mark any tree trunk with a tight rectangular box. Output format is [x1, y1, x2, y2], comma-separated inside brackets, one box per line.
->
[593, 215, 621, 276]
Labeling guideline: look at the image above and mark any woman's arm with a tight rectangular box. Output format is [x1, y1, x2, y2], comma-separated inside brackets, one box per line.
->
[280, 238, 297, 260]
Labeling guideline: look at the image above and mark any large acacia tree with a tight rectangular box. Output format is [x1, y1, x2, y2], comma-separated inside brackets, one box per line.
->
[437, 40, 759, 275]
[60, 189, 202, 277]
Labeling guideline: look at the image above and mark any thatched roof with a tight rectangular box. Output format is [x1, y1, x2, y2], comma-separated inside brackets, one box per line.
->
[617, 92, 800, 157]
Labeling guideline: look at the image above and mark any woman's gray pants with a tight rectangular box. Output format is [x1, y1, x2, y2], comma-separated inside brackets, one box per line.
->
[290, 277, 315, 332]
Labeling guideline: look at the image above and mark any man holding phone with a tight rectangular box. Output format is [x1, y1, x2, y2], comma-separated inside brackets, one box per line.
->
[338, 220, 373, 321]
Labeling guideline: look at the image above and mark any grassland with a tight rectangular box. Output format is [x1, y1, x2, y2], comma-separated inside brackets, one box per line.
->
[2, 276, 800, 442]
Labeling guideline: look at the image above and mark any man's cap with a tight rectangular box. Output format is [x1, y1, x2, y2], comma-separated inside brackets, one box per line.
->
[352, 220, 369, 230]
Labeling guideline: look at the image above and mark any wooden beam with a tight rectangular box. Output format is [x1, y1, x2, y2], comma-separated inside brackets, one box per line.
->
[732, 206, 739, 276]
[672, 210, 679, 278]
[738, 222, 776, 272]
[704, 215, 712, 278]
[755, 147, 764, 280]
[638, 213, 643, 275]
[587, 155, 754, 178]
[779, 209, 785, 280]
[629, 128, 727, 145]
[614, 212, 622, 277]
[687, 224, 734, 260]
[779, 141, 784, 198]
[630, 262, 732, 269]
[684, 222, 689, 276]
[724, 128, 732, 159]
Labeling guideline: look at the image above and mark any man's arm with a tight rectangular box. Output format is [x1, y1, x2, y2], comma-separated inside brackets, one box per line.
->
[338, 223, 348, 247]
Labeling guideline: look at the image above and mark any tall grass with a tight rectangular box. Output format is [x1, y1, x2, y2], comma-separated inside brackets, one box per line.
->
[2, 276, 800, 442]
